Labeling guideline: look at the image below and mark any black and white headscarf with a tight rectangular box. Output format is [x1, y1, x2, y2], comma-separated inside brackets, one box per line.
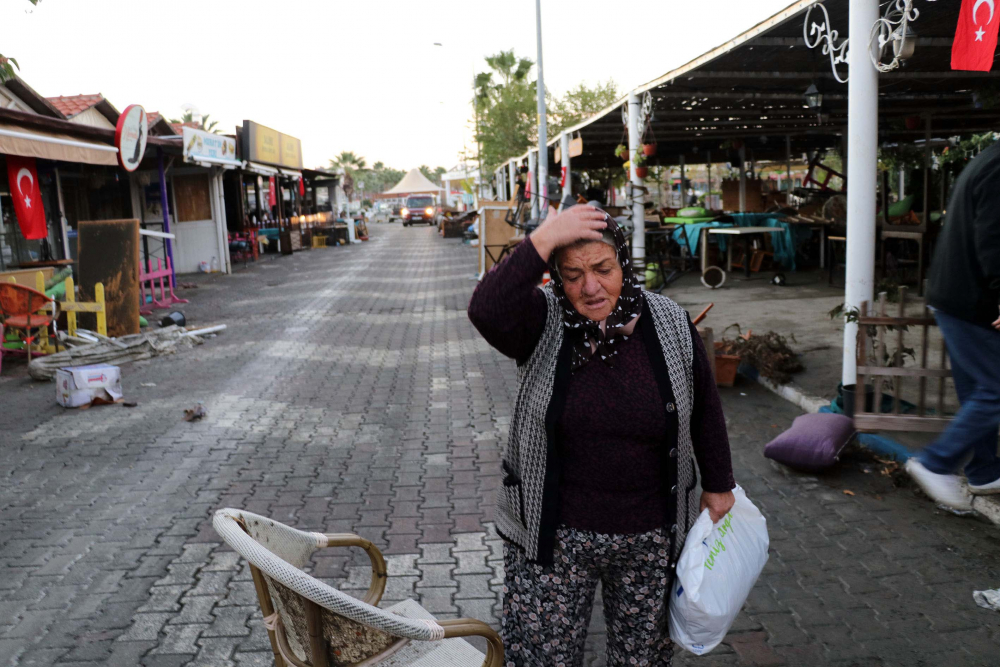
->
[548, 210, 644, 371]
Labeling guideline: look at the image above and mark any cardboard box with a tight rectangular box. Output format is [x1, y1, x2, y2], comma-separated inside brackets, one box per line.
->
[56, 364, 123, 408]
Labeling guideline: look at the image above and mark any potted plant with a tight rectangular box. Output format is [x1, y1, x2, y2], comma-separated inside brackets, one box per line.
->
[615, 144, 629, 161]
[632, 152, 649, 179]
[643, 142, 657, 157]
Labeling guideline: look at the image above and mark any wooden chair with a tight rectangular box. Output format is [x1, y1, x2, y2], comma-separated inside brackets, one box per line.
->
[213, 509, 503, 667]
[60, 277, 106, 338]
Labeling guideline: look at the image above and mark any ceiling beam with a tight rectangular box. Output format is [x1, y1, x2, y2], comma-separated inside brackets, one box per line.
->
[680, 70, 1000, 80]
[748, 37, 954, 47]
[648, 90, 971, 102]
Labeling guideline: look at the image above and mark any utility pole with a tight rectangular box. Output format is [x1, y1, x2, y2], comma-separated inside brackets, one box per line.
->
[473, 71, 484, 208]
[535, 0, 548, 217]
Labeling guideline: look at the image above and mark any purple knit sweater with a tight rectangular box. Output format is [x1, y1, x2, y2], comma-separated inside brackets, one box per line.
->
[468, 236, 735, 534]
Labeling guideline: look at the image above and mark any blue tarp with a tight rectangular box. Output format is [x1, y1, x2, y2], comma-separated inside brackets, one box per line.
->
[669, 213, 813, 270]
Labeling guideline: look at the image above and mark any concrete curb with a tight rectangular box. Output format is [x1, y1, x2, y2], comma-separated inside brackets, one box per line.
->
[738, 365, 1000, 526]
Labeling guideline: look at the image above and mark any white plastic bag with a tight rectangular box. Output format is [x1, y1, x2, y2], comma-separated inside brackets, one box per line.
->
[668, 484, 769, 655]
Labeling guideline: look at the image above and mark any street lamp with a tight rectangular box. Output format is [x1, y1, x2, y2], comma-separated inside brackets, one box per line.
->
[804, 83, 823, 110]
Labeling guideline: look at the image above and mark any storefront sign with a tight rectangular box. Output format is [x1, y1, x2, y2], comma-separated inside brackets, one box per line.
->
[115, 104, 148, 172]
[242, 120, 303, 169]
[182, 127, 237, 164]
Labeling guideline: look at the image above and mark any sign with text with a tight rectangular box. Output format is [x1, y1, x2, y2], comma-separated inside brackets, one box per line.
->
[242, 120, 303, 169]
[182, 127, 238, 164]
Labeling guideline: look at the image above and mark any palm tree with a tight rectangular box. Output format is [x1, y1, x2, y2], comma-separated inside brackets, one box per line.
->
[169, 110, 221, 134]
[330, 151, 367, 174]
[200, 113, 220, 134]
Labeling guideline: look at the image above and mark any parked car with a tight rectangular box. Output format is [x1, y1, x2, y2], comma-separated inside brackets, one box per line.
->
[401, 196, 436, 226]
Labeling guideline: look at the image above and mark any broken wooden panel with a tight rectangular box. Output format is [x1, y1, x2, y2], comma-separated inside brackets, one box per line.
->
[77, 219, 140, 337]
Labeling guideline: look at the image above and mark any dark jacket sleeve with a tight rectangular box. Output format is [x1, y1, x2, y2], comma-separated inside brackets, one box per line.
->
[689, 321, 736, 493]
[973, 159, 1000, 293]
[468, 235, 550, 364]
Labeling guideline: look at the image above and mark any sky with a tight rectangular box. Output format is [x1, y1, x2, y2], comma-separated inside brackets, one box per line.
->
[2, 0, 795, 172]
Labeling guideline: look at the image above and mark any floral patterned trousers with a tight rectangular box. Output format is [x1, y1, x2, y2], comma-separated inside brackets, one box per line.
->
[502, 526, 674, 667]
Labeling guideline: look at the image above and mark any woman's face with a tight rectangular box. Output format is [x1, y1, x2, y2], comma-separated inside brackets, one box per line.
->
[557, 241, 623, 322]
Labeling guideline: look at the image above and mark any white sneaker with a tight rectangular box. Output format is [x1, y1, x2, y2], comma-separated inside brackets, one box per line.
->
[969, 477, 1000, 495]
[905, 459, 974, 511]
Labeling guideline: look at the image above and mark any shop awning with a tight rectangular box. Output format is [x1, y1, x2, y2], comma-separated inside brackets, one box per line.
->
[278, 168, 301, 180]
[243, 161, 279, 177]
[185, 155, 243, 170]
[0, 123, 118, 166]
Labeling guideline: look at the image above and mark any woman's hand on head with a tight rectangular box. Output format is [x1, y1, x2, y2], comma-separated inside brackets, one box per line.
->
[531, 205, 608, 262]
[700, 489, 736, 524]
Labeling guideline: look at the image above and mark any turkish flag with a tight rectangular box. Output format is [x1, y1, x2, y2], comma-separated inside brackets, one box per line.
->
[5, 155, 46, 240]
[298, 177, 305, 197]
[268, 176, 277, 207]
[952, 0, 1000, 71]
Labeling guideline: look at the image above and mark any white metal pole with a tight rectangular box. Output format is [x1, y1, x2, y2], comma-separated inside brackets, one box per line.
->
[528, 150, 539, 220]
[680, 154, 686, 207]
[628, 90, 645, 287]
[508, 160, 517, 201]
[842, 0, 880, 386]
[535, 0, 548, 217]
[54, 167, 71, 260]
[898, 168, 905, 198]
[786, 135, 793, 206]
[706, 151, 712, 210]
[738, 144, 747, 212]
[560, 132, 571, 209]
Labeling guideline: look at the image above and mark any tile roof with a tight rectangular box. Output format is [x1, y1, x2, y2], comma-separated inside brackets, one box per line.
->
[45, 94, 105, 118]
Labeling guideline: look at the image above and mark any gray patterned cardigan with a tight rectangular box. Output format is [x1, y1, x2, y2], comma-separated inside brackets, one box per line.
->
[495, 287, 701, 566]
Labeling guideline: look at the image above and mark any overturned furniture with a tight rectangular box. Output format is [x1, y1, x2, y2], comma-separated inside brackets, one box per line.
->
[213, 508, 503, 667]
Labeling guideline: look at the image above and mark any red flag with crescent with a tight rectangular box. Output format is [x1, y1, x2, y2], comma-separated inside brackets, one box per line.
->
[5, 155, 46, 240]
[953, 0, 1000, 71]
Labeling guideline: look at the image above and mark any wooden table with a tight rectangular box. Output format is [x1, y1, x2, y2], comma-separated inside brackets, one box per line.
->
[704, 226, 783, 278]
[18, 259, 75, 269]
[782, 217, 832, 269]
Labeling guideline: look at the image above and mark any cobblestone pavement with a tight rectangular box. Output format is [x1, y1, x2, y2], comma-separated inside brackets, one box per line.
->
[1, 223, 999, 667]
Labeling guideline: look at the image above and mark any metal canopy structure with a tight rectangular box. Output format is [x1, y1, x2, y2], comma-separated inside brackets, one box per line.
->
[523, 0, 1000, 172]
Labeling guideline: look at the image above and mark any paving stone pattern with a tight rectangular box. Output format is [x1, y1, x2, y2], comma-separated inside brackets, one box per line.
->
[1, 224, 999, 667]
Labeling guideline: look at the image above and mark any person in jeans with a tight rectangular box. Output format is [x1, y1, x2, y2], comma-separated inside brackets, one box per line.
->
[907, 142, 1000, 509]
[467, 204, 735, 667]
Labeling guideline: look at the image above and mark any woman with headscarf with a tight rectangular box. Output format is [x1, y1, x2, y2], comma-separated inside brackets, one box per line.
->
[468, 204, 736, 667]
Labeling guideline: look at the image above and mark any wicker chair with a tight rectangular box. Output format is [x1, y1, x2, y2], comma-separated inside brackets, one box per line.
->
[213, 509, 503, 667]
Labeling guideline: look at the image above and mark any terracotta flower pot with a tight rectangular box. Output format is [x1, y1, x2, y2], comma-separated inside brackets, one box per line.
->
[712, 344, 741, 387]
[643, 143, 657, 157]
[634, 166, 649, 179]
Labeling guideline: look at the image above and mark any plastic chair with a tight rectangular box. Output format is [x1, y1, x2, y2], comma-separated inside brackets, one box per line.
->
[213, 508, 503, 667]
[0, 282, 58, 371]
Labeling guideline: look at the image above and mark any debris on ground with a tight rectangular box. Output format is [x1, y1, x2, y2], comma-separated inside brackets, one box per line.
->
[183, 402, 207, 422]
[179, 282, 199, 289]
[140, 382, 157, 387]
[123, 401, 138, 408]
[29, 326, 204, 381]
[55, 363, 123, 408]
[973, 589, 1000, 612]
[843, 490, 855, 496]
[717, 329, 804, 384]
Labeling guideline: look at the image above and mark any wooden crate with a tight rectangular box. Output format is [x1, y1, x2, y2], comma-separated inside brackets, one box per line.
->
[479, 203, 519, 274]
[0, 267, 55, 287]
[721, 178, 764, 212]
